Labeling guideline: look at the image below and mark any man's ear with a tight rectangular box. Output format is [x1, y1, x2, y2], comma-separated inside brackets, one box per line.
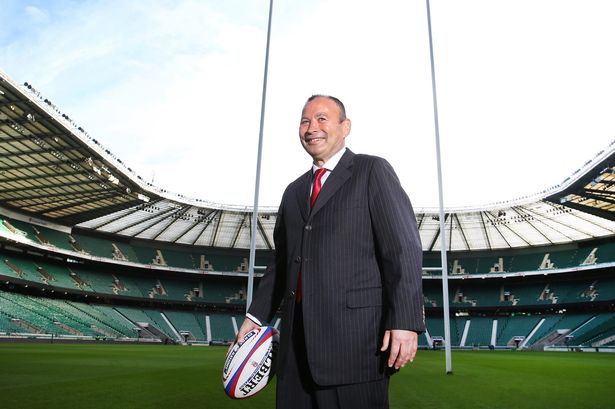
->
[342, 118, 351, 138]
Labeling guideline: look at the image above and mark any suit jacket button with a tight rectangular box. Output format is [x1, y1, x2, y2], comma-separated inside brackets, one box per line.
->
[304, 225, 312, 231]
[295, 256, 301, 263]
[289, 290, 295, 298]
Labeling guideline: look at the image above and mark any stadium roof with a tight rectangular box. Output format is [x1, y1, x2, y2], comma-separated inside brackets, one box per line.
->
[2, 69, 615, 252]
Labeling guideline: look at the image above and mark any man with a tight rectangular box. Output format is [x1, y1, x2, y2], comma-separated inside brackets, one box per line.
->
[236, 95, 424, 408]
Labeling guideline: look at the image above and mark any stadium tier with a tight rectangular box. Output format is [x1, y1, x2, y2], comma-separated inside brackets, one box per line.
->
[4, 247, 614, 310]
[1, 216, 272, 272]
[4, 215, 615, 277]
[15, 286, 612, 349]
[421, 274, 615, 308]
[1, 248, 248, 304]
[425, 242, 615, 276]
[1, 209, 615, 348]
[0, 290, 243, 343]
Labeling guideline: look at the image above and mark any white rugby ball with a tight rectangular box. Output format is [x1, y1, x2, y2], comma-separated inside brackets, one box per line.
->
[223, 326, 279, 399]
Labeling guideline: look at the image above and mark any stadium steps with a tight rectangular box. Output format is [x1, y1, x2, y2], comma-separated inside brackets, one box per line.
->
[53, 321, 84, 336]
[9, 318, 43, 334]
[56, 300, 129, 337]
[112, 307, 159, 339]
[114, 307, 176, 341]
[157, 312, 184, 342]
[163, 310, 207, 341]
[529, 313, 593, 349]
[91, 305, 140, 337]
[497, 315, 541, 347]
[570, 313, 615, 346]
[568, 314, 612, 345]
[23, 296, 101, 336]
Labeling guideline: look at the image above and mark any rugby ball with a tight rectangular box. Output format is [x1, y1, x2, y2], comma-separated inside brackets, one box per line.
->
[223, 326, 279, 399]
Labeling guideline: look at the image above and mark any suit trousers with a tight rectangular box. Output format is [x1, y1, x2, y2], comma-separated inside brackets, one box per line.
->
[276, 304, 390, 409]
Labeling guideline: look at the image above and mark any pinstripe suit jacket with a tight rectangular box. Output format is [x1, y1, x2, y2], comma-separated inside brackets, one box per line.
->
[248, 149, 424, 386]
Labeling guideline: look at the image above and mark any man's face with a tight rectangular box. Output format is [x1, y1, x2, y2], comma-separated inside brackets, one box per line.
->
[299, 97, 351, 166]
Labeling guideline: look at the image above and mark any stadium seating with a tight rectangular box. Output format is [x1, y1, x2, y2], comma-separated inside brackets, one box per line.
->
[1, 249, 249, 305]
[423, 240, 615, 277]
[3, 211, 615, 350]
[208, 313, 236, 342]
[164, 310, 207, 340]
[529, 313, 592, 345]
[422, 275, 615, 309]
[425, 317, 462, 347]
[462, 317, 493, 347]
[3, 284, 615, 347]
[568, 312, 615, 346]
[0, 291, 73, 335]
[0, 312, 23, 333]
[7, 215, 615, 279]
[496, 315, 541, 346]
[114, 307, 177, 340]
[71, 233, 136, 261]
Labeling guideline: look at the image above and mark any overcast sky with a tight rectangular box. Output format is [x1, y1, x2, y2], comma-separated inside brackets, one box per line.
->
[2, 0, 614, 210]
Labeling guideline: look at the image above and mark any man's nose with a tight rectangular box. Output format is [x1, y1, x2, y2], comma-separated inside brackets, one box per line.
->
[307, 120, 319, 133]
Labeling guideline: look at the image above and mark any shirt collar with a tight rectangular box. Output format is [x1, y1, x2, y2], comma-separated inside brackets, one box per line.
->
[311, 147, 347, 174]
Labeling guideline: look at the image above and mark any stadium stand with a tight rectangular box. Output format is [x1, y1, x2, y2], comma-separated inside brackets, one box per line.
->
[496, 315, 541, 347]
[568, 313, 615, 346]
[208, 313, 236, 343]
[461, 317, 493, 347]
[1, 69, 615, 351]
[114, 307, 177, 341]
[163, 310, 207, 341]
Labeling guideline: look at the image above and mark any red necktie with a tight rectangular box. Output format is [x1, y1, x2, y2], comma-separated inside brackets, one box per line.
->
[310, 168, 327, 208]
[297, 168, 327, 303]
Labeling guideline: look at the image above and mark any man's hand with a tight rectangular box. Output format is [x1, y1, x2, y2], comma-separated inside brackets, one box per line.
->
[380, 329, 418, 370]
[228, 318, 261, 354]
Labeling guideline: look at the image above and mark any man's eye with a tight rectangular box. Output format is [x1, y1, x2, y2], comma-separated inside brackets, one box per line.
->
[300, 120, 309, 125]
[317, 117, 327, 122]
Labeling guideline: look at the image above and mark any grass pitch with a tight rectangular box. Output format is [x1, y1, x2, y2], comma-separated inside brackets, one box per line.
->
[0, 343, 613, 409]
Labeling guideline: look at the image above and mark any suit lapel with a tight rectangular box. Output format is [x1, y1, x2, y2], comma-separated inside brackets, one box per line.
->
[295, 170, 312, 221]
[310, 149, 354, 217]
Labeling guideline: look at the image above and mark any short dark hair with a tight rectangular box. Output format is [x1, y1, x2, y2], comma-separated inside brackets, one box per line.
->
[306, 94, 347, 121]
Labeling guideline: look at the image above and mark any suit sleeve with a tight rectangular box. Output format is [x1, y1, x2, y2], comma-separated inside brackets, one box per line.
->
[247, 195, 288, 324]
[368, 158, 425, 333]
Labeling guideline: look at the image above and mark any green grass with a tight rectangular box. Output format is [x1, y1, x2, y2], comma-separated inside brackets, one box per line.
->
[0, 344, 613, 409]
